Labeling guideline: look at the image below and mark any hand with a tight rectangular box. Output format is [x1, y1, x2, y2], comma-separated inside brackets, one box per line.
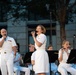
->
[61, 48, 64, 54]
[18, 57, 22, 60]
[31, 31, 35, 37]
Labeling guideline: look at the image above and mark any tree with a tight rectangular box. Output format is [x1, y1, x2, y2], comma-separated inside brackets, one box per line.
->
[0, 0, 76, 43]
[26, 0, 76, 43]
[54, 0, 76, 43]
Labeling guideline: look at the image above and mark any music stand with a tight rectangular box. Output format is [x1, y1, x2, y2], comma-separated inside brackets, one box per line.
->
[47, 50, 58, 75]
[23, 52, 33, 64]
[23, 52, 35, 75]
[47, 50, 58, 63]
[67, 49, 76, 63]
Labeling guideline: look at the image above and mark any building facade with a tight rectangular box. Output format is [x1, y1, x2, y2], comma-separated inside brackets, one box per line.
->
[0, 19, 76, 55]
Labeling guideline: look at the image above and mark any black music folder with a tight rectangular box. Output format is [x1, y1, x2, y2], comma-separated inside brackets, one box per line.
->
[67, 49, 76, 63]
[47, 50, 58, 63]
[23, 52, 33, 63]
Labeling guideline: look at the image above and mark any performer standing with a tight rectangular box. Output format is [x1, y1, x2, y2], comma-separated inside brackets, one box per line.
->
[58, 40, 76, 75]
[31, 25, 49, 75]
[0, 28, 17, 75]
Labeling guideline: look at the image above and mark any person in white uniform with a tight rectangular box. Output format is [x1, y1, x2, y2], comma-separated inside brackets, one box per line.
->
[13, 46, 30, 75]
[31, 25, 49, 75]
[58, 40, 76, 75]
[0, 28, 17, 75]
[31, 50, 36, 71]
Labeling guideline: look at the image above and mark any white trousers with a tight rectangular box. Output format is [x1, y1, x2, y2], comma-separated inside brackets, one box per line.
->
[0, 53, 14, 75]
[58, 63, 76, 75]
[14, 66, 30, 75]
[46, 63, 58, 75]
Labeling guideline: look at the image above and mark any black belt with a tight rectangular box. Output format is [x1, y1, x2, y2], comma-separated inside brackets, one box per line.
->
[0, 52, 7, 54]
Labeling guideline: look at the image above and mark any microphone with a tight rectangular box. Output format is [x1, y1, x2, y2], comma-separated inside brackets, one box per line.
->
[4, 38, 6, 41]
[31, 31, 38, 36]
[3, 34, 7, 41]
[35, 31, 38, 33]
[31, 31, 35, 34]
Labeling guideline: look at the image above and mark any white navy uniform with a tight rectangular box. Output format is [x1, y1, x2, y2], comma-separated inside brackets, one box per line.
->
[34, 34, 49, 74]
[58, 49, 76, 75]
[14, 52, 30, 75]
[31, 51, 36, 71]
[0, 36, 17, 75]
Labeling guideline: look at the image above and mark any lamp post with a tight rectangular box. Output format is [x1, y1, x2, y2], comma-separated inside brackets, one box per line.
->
[49, 12, 52, 44]
[46, 3, 52, 44]
[46, 3, 52, 75]
[73, 34, 76, 49]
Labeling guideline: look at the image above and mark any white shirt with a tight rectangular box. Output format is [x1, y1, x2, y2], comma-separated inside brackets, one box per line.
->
[0, 36, 17, 53]
[58, 49, 71, 63]
[35, 34, 47, 50]
[14, 52, 21, 67]
[31, 51, 36, 61]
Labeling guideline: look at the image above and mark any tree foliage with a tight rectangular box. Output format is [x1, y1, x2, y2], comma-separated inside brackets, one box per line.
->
[54, 0, 76, 42]
[0, 0, 76, 42]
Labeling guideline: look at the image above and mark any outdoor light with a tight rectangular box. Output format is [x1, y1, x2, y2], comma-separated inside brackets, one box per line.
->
[73, 34, 76, 38]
